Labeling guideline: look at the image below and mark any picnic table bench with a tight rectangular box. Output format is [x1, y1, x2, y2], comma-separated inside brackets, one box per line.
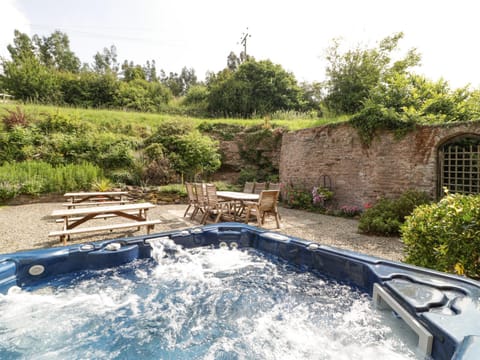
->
[49, 202, 161, 245]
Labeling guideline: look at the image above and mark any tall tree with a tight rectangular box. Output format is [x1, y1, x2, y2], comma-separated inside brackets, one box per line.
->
[144, 60, 158, 82]
[207, 59, 303, 117]
[32, 30, 80, 72]
[2, 30, 61, 102]
[121, 60, 146, 81]
[6, 30, 36, 63]
[323, 32, 421, 114]
[93, 45, 119, 75]
[227, 51, 240, 71]
[161, 67, 197, 97]
[179, 67, 197, 95]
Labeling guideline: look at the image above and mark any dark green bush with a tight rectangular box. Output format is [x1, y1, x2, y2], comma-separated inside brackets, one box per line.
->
[358, 190, 431, 236]
[401, 193, 480, 279]
[145, 119, 194, 148]
[145, 121, 220, 181]
[107, 169, 138, 186]
[183, 85, 208, 106]
[237, 167, 258, 184]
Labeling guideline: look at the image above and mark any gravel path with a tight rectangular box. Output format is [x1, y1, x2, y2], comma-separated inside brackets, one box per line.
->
[0, 201, 405, 262]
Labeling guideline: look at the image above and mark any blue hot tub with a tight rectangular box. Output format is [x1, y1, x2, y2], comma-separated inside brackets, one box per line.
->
[0, 223, 479, 359]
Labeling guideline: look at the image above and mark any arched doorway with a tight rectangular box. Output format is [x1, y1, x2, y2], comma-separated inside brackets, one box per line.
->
[438, 134, 480, 197]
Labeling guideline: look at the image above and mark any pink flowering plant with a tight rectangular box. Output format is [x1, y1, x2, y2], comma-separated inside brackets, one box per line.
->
[311, 186, 333, 205]
[284, 183, 333, 212]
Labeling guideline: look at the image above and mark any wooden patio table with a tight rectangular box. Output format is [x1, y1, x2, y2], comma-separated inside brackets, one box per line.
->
[216, 191, 259, 221]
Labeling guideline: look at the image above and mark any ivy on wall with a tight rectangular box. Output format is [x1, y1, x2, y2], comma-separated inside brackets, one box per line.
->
[349, 104, 415, 146]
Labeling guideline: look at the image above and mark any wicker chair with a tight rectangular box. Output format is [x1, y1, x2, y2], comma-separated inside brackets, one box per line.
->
[244, 190, 281, 228]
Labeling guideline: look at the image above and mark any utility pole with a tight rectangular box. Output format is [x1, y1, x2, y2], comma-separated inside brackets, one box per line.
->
[239, 28, 251, 61]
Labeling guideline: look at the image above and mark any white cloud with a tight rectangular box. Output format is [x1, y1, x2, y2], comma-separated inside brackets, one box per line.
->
[0, 0, 30, 59]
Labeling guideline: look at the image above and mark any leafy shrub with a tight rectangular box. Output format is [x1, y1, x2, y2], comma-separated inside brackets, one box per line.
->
[36, 111, 90, 134]
[145, 119, 194, 148]
[96, 141, 135, 169]
[283, 183, 330, 212]
[0, 182, 21, 202]
[401, 193, 480, 279]
[92, 178, 113, 191]
[144, 143, 165, 160]
[287, 187, 314, 209]
[169, 131, 221, 180]
[146, 121, 220, 181]
[183, 85, 208, 105]
[108, 169, 137, 186]
[154, 183, 186, 197]
[0, 126, 41, 162]
[237, 166, 260, 184]
[358, 190, 431, 236]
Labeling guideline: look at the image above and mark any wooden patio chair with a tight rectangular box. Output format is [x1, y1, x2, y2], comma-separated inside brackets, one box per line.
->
[200, 183, 232, 224]
[183, 182, 196, 217]
[244, 190, 281, 228]
[194, 183, 207, 220]
[267, 182, 281, 190]
[253, 182, 266, 194]
[243, 181, 255, 193]
[267, 182, 282, 216]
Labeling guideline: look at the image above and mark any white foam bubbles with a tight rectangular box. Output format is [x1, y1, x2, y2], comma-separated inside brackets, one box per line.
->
[0, 244, 421, 359]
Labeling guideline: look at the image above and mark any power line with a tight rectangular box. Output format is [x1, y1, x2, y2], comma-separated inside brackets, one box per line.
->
[26, 23, 163, 43]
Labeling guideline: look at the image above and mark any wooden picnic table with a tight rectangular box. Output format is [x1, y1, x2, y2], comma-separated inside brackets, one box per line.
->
[49, 202, 160, 245]
[64, 191, 129, 203]
[63, 191, 130, 208]
[217, 191, 259, 221]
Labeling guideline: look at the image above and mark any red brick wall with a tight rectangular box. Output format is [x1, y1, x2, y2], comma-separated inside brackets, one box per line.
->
[279, 122, 480, 207]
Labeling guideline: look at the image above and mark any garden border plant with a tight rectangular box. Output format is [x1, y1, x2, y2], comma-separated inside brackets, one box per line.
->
[0, 161, 103, 203]
[401, 191, 480, 279]
[358, 189, 431, 236]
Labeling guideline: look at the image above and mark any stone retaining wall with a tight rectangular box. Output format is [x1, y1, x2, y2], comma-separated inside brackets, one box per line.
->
[279, 122, 480, 207]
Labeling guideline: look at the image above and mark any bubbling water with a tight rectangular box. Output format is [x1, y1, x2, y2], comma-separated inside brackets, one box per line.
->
[0, 239, 421, 359]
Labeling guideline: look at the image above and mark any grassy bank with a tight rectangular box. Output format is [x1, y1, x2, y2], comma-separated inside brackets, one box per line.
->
[0, 103, 347, 132]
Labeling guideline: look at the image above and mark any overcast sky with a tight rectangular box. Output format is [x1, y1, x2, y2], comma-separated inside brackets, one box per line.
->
[1, 0, 479, 89]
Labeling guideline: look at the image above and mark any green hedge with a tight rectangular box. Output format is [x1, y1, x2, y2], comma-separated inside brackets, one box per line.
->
[401, 193, 480, 279]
